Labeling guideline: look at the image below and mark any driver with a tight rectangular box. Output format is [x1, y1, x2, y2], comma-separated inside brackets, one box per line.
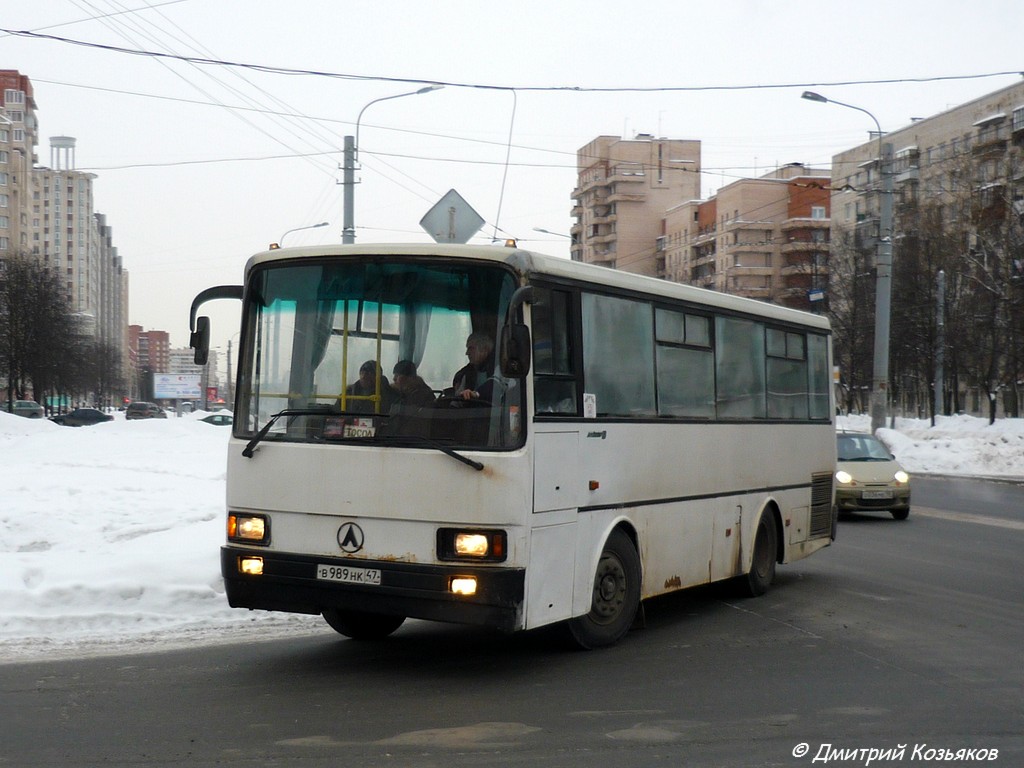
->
[451, 332, 495, 402]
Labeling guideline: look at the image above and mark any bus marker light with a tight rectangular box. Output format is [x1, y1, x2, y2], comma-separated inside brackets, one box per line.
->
[240, 557, 264, 576]
[451, 577, 477, 596]
[589, 480, 600, 491]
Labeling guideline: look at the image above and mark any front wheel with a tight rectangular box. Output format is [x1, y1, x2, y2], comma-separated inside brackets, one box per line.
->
[891, 507, 910, 521]
[322, 608, 405, 640]
[565, 529, 641, 650]
[738, 511, 778, 598]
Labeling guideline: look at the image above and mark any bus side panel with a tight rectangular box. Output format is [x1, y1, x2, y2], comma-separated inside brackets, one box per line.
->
[543, 420, 833, 607]
[524, 515, 577, 629]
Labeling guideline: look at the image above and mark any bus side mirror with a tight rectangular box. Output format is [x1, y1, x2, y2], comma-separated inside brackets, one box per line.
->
[191, 316, 211, 365]
[188, 284, 243, 366]
[500, 323, 532, 378]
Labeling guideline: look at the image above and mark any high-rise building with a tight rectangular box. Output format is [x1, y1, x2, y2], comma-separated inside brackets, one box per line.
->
[1, 69, 129, 398]
[0, 70, 38, 256]
[129, 326, 170, 396]
[571, 135, 701, 276]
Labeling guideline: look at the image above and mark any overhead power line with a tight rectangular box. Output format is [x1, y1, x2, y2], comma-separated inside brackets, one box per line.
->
[4, 27, 1022, 93]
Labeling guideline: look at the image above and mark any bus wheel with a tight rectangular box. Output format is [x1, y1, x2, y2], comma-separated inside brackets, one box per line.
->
[739, 512, 778, 597]
[322, 609, 405, 640]
[566, 529, 641, 650]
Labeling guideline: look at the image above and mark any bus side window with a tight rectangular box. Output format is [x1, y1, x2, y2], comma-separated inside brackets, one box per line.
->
[532, 288, 577, 415]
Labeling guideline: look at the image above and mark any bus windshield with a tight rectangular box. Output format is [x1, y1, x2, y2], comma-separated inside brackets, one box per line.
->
[235, 258, 523, 451]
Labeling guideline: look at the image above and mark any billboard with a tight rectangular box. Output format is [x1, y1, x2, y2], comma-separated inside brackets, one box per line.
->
[153, 373, 202, 399]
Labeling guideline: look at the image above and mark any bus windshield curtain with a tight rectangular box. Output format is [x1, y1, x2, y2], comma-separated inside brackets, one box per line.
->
[398, 303, 431, 367]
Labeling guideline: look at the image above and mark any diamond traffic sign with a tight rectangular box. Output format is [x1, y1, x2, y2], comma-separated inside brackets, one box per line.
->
[420, 189, 484, 244]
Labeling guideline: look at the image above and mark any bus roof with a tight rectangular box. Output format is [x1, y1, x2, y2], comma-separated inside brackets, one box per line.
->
[246, 243, 830, 331]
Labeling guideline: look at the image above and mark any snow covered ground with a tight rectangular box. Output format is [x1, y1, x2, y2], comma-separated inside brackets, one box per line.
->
[2, 409, 1022, 663]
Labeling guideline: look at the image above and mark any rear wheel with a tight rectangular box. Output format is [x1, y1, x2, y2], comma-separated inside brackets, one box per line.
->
[738, 511, 778, 597]
[322, 608, 405, 640]
[566, 529, 641, 650]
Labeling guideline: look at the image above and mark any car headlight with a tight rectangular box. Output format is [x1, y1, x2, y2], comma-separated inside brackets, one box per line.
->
[894, 470, 910, 485]
[835, 470, 853, 485]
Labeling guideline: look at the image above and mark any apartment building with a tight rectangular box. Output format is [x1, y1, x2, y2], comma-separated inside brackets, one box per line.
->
[571, 135, 701, 276]
[1, 71, 37, 258]
[663, 164, 831, 311]
[1, 70, 128, 369]
[169, 347, 221, 395]
[828, 78, 1024, 251]
[130, 325, 170, 379]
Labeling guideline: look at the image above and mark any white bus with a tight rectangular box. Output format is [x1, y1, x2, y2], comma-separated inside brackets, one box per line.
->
[191, 242, 835, 649]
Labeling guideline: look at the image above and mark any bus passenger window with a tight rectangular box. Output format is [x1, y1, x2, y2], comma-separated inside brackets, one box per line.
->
[533, 288, 577, 415]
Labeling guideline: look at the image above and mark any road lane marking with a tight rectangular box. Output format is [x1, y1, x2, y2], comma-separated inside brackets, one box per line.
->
[915, 506, 1024, 531]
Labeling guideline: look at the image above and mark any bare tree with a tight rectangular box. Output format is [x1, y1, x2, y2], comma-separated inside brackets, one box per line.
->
[0, 252, 82, 409]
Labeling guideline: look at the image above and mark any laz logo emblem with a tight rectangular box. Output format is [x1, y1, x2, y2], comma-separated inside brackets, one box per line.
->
[336, 522, 365, 553]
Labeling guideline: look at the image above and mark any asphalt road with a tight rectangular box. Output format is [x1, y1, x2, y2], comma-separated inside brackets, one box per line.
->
[2, 476, 1022, 767]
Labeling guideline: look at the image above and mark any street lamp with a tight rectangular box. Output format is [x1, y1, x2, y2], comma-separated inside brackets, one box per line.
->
[532, 227, 571, 238]
[802, 91, 893, 433]
[341, 85, 444, 244]
[275, 221, 328, 248]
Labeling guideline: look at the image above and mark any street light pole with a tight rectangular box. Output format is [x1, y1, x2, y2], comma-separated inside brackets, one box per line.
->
[341, 85, 443, 244]
[802, 91, 893, 433]
[279, 221, 328, 246]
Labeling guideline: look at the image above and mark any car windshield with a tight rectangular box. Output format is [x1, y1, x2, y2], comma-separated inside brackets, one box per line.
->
[837, 434, 893, 462]
[235, 258, 524, 452]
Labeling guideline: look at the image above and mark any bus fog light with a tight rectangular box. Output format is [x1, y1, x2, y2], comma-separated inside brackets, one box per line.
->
[451, 577, 477, 596]
[240, 557, 264, 575]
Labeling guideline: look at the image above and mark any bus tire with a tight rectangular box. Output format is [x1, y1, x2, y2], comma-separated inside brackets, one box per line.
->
[891, 508, 910, 520]
[322, 608, 405, 640]
[739, 511, 778, 598]
[565, 528, 641, 650]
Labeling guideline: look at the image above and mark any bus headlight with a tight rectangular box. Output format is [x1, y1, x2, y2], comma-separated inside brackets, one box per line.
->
[437, 529, 507, 562]
[835, 470, 853, 485]
[228, 514, 270, 544]
[456, 533, 490, 557]
[894, 470, 910, 485]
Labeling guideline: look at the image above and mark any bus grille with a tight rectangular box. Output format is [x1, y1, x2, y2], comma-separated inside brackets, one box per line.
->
[809, 472, 834, 538]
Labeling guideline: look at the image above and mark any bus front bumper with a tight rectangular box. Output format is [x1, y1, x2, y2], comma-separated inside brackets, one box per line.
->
[220, 546, 526, 632]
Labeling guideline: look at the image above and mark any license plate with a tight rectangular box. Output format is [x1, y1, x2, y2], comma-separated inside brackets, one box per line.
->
[862, 490, 894, 500]
[316, 564, 382, 585]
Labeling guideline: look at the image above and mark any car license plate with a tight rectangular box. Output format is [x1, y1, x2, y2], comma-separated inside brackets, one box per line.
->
[316, 564, 381, 585]
[862, 490, 894, 500]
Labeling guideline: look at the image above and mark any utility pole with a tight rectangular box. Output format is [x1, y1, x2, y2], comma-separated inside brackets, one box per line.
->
[342, 135, 355, 244]
[933, 270, 945, 426]
[871, 141, 894, 433]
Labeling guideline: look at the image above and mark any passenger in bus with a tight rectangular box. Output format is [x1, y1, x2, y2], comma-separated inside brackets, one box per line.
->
[344, 360, 398, 414]
[391, 360, 436, 408]
[451, 332, 496, 401]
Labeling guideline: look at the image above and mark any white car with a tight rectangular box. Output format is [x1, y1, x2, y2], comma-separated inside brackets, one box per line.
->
[835, 432, 911, 520]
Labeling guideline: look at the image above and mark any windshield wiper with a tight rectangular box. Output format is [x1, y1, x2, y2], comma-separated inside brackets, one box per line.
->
[373, 434, 485, 472]
[242, 408, 374, 458]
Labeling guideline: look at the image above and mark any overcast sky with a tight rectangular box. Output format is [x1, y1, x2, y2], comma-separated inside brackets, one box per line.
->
[3, 0, 1023, 361]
